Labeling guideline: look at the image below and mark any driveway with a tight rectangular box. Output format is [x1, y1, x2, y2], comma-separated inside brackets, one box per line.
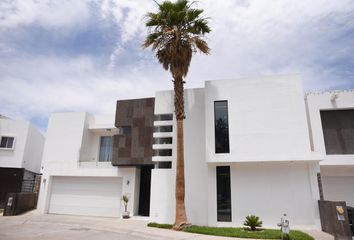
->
[0, 211, 334, 240]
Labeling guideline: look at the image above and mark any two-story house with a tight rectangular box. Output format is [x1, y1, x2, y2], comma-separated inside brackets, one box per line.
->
[0, 115, 45, 207]
[37, 100, 156, 218]
[149, 75, 322, 229]
[38, 74, 353, 230]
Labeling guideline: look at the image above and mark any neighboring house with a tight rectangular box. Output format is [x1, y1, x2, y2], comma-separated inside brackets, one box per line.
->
[306, 90, 354, 207]
[0, 115, 45, 207]
[37, 74, 353, 230]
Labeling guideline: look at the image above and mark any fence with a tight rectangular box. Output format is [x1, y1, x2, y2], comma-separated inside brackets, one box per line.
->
[318, 200, 352, 240]
[3, 192, 38, 216]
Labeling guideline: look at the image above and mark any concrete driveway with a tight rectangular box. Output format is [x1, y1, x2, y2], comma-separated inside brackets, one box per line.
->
[0, 211, 334, 240]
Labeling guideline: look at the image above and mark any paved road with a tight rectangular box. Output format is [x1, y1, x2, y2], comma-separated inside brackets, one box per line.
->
[0, 219, 150, 240]
[0, 211, 335, 240]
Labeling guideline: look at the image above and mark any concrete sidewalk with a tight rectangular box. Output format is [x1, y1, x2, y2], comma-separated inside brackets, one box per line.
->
[0, 211, 334, 240]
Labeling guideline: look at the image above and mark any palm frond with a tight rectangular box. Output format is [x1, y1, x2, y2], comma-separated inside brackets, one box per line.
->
[143, 0, 211, 78]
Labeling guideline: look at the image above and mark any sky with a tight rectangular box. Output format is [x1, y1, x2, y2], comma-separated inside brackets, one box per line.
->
[1, 0, 354, 133]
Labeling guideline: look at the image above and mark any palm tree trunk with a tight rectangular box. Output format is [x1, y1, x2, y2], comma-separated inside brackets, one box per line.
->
[173, 76, 188, 230]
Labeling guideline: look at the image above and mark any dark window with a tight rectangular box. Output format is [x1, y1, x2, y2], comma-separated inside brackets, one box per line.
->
[153, 149, 172, 156]
[214, 101, 230, 153]
[154, 137, 173, 144]
[217, 166, 232, 222]
[0, 136, 15, 149]
[155, 114, 173, 121]
[120, 126, 131, 134]
[320, 110, 354, 154]
[154, 125, 173, 133]
[157, 161, 172, 169]
[99, 136, 113, 162]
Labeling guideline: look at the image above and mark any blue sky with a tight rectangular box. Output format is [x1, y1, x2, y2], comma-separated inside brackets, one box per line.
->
[1, 0, 354, 133]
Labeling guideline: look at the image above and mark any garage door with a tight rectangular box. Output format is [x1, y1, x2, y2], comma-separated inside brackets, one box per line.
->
[322, 176, 354, 207]
[49, 177, 122, 217]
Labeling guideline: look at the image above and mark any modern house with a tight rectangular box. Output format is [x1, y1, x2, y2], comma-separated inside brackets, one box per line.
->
[37, 104, 155, 217]
[37, 75, 354, 230]
[150, 75, 322, 229]
[0, 115, 45, 207]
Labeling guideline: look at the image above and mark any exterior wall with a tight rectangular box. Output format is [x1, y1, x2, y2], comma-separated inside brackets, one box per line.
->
[150, 169, 175, 223]
[0, 118, 44, 173]
[22, 124, 45, 173]
[306, 90, 354, 207]
[150, 89, 208, 225]
[113, 98, 155, 166]
[208, 162, 320, 229]
[37, 112, 139, 217]
[205, 75, 318, 163]
[320, 165, 354, 207]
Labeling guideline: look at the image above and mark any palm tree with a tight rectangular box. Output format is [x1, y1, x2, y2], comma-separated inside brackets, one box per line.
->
[143, 0, 211, 230]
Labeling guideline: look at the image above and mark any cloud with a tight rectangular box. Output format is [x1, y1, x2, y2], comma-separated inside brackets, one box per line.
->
[0, 0, 91, 30]
[0, 0, 354, 132]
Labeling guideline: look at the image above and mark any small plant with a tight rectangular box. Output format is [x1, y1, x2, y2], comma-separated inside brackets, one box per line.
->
[122, 195, 129, 212]
[243, 215, 263, 231]
[122, 195, 130, 219]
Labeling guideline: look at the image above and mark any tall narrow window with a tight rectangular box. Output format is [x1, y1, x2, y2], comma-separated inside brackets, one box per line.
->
[99, 136, 113, 162]
[217, 166, 232, 222]
[214, 101, 230, 153]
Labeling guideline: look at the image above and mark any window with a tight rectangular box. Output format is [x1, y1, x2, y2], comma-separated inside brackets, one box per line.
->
[120, 126, 131, 134]
[153, 149, 172, 156]
[157, 161, 172, 169]
[154, 125, 173, 133]
[216, 166, 232, 222]
[99, 136, 113, 162]
[214, 101, 230, 153]
[320, 110, 354, 154]
[0, 136, 15, 149]
[155, 114, 173, 121]
[154, 137, 173, 144]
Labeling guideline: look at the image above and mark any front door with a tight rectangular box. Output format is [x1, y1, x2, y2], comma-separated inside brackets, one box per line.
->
[138, 165, 153, 216]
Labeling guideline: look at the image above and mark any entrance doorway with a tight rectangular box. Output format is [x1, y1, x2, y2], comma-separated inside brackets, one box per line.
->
[138, 165, 153, 216]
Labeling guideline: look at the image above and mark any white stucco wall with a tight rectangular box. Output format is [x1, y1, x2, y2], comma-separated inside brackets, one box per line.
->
[150, 169, 175, 223]
[22, 124, 45, 173]
[0, 117, 44, 173]
[205, 75, 317, 163]
[151, 89, 209, 225]
[207, 162, 320, 229]
[320, 165, 354, 207]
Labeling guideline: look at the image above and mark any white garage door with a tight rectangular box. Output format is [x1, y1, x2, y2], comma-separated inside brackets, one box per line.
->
[322, 176, 354, 207]
[49, 177, 122, 217]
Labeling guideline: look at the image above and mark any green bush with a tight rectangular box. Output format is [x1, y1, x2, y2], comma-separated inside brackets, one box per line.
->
[243, 215, 263, 231]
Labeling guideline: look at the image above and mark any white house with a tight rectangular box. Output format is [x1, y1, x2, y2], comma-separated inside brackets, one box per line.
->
[0, 115, 45, 207]
[37, 74, 354, 230]
[306, 90, 354, 207]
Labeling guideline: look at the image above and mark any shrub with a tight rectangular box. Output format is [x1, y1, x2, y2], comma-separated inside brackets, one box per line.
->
[243, 215, 263, 231]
